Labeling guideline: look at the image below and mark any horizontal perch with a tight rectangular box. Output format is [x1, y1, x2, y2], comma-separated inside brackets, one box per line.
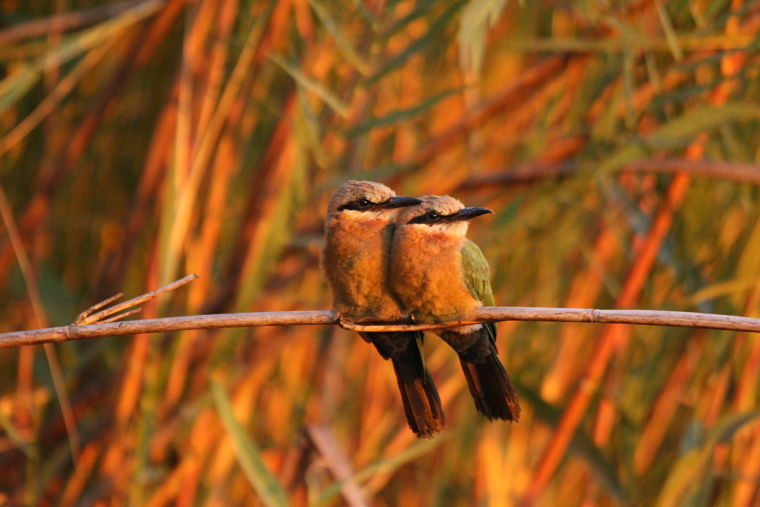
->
[2, 307, 760, 349]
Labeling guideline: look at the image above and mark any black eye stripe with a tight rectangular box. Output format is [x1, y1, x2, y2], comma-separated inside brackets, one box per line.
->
[338, 197, 380, 212]
[407, 210, 455, 225]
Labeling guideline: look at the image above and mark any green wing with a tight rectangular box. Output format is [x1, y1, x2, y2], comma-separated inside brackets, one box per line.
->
[461, 239, 497, 343]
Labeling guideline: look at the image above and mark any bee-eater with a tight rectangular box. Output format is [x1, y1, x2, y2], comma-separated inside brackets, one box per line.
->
[322, 180, 445, 437]
[390, 195, 520, 421]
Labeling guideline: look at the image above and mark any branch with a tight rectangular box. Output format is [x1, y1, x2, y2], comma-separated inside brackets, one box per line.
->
[3, 307, 760, 349]
[0, 311, 335, 349]
[460, 159, 760, 188]
[3, 274, 759, 349]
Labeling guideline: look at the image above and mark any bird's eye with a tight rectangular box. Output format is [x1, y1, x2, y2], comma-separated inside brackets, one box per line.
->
[358, 198, 371, 207]
[428, 210, 440, 220]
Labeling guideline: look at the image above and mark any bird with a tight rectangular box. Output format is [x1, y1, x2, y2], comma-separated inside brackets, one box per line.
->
[322, 180, 445, 437]
[390, 195, 520, 422]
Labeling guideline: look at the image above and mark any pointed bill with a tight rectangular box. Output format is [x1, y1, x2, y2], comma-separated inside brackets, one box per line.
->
[383, 196, 423, 209]
[453, 207, 493, 221]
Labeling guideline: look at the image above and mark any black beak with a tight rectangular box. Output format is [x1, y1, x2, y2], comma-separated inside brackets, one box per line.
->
[454, 207, 493, 221]
[383, 196, 423, 208]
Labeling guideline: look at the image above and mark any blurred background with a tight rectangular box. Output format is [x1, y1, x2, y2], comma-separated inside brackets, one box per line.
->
[2, 0, 760, 505]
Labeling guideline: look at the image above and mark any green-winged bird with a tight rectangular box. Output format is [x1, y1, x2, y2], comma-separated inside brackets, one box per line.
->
[390, 195, 520, 422]
[322, 180, 445, 437]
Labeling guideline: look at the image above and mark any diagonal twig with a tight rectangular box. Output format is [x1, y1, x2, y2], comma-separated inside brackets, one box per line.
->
[307, 425, 370, 507]
[0, 185, 81, 459]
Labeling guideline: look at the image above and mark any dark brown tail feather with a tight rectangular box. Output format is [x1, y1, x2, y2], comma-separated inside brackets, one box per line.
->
[363, 332, 445, 437]
[459, 350, 521, 421]
[439, 326, 521, 421]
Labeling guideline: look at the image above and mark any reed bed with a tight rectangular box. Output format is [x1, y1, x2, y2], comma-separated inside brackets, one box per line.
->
[2, 0, 760, 505]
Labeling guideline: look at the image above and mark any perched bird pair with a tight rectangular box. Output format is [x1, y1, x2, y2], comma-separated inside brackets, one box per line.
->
[322, 180, 520, 437]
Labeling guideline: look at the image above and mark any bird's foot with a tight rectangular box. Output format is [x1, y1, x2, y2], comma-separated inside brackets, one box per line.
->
[336, 313, 354, 329]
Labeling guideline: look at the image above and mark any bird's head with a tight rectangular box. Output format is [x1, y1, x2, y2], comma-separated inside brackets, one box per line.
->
[397, 195, 493, 237]
[327, 180, 421, 222]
